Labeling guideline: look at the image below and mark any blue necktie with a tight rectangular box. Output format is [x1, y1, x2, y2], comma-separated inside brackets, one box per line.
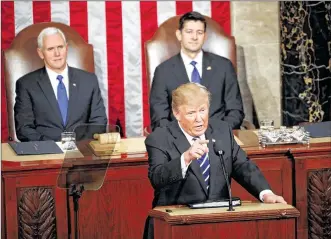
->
[190, 61, 201, 84]
[193, 137, 210, 190]
[57, 75, 68, 125]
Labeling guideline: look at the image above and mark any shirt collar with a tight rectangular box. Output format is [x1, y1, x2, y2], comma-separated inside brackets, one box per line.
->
[45, 64, 68, 79]
[180, 49, 203, 67]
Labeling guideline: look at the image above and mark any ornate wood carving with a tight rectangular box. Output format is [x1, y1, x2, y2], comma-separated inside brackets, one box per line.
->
[18, 188, 57, 239]
[308, 169, 331, 239]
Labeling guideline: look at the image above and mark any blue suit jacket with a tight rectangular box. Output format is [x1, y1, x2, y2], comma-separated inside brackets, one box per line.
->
[149, 52, 245, 130]
[14, 66, 107, 141]
[143, 120, 270, 239]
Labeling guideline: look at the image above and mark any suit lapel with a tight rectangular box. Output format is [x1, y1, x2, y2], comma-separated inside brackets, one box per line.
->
[37, 68, 63, 127]
[172, 54, 190, 85]
[66, 67, 78, 126]
[201, 52, 216, 89]
[170, 121, 208, 196]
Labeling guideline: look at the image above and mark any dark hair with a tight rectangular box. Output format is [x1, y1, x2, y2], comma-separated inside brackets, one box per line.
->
[179, 11, 207, 32]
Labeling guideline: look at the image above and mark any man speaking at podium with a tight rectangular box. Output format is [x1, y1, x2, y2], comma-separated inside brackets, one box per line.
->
[144, 83, 286, 239]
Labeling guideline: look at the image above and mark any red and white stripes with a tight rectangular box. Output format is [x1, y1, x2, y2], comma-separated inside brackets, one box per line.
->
[1, 1, 231, 140]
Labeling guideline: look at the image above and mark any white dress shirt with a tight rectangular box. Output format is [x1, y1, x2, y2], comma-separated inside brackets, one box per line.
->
[180, 50, 203, 82]
[178, 122, 273, 201]
[46, 65, 69, 100]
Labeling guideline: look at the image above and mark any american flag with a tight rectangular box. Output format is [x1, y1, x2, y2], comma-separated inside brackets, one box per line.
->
[1, 1, 231, 141]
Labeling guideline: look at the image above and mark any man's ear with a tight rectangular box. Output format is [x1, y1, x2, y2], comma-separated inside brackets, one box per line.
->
[203, 31, 207, 42]
[173, 108, 181, 121]
[37, 48, 44, 60]
[175, 29, 182, 42]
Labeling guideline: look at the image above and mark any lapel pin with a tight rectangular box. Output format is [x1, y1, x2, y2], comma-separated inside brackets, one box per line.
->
[207, 66, 212, 70]
[73, 83, 76, 87]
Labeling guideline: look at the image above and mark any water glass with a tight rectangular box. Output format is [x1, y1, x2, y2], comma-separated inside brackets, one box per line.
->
[260, 119, 274, 131]
[61, 132, 76, 150]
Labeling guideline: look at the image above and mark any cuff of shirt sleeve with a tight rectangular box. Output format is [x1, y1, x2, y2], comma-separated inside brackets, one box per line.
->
[259, 189, 274, 202]
[180, 153, 191, 178]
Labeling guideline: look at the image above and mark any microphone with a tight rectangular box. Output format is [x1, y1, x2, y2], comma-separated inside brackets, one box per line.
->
[213, 139, 235, 211]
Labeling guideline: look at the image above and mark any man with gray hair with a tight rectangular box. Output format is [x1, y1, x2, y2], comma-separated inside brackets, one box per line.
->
[144, 82, 285, 239]
[14, 27, 107, 141]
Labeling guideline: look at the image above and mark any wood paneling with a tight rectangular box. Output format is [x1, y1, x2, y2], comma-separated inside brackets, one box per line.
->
[2, 139, 330, 239]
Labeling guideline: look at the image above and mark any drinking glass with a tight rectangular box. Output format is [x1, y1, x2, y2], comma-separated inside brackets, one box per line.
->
[259, 119, 274, 131]
[61, 132, 76, 150]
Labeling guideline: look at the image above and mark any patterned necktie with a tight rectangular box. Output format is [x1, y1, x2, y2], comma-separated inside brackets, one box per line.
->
[193, 137, 210, 190]
[57, 75, 68, 125]
[190, 61, 201, 84]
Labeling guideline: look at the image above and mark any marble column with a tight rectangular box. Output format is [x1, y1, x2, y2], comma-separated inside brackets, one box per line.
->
[231, 2, 281, 127]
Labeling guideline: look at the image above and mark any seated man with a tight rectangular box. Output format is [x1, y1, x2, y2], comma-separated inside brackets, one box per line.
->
[144, 83, 285, 239]
[14, 27, 107, 142]
[149, 11, 244, 131]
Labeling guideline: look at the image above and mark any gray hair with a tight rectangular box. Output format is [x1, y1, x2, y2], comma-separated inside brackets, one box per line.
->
[37, 27, 67, 49]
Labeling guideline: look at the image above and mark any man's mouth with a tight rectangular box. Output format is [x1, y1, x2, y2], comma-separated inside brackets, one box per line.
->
[195, 125, 203, 130]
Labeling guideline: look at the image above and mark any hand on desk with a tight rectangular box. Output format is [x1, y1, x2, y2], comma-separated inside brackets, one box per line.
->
[263, 193, 287, 204]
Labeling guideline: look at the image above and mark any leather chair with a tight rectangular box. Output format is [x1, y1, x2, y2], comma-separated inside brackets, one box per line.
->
[144, 15, 254, 135]
[3, 22, 95, 141]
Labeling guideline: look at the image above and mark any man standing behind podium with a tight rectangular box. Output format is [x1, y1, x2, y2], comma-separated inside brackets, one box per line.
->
[149, 11, 244, 131]
[144, 83, 286, 239]
[14, 27, 107, 142]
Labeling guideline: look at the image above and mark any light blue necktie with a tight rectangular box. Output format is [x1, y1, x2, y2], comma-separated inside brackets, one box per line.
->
[57, 75, 68, 125]
[193, 137, 210, 190]
[190, 61, 201, 84]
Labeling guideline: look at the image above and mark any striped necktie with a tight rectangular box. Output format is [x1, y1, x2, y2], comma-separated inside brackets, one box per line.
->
[193, 137, 210, 190]
[190, 61, 201, 84]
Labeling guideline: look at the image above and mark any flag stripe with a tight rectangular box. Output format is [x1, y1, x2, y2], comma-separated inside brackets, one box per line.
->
[1, 1, 15, 141]
[193, 2, 211, 17]
[122, 2, 143, 136]
[14, 1, 33, 35]
[87, 2, 109, 122]
[140, 1, 158, 131]
[176, 1, 192, 15]
[1, 1, 231, 141]
[51, 1, 70, 25]
[69, 1, 88, 42]
[211, 1, 231, 35]
[157, 1, 176, 26]
[33, 1, 51, 23]
[105, 1, 126, 136]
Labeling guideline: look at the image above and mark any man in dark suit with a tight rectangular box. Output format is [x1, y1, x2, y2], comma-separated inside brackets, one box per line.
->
[150, 11, 244, 131]
[14, 27, 107, 142]
[144, 83, 286, 239]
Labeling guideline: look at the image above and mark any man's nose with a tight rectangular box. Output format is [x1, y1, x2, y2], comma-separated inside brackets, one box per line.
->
[195, 113, 203, 122]
[192, 32, 198, 40]
[54, 48, 60, 56]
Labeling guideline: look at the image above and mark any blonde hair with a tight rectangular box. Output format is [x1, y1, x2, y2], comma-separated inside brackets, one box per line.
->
[37, 27, 67, 49]
[171, 83, 211, 111]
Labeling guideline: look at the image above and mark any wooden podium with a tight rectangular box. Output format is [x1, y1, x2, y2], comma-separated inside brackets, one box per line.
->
[149, 203, 300, 239]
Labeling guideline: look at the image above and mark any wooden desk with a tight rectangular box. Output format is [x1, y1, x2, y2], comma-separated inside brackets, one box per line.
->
[1, 133, 330, 238]
[150, 203, 300, 239]
[290, 144, 331, 239]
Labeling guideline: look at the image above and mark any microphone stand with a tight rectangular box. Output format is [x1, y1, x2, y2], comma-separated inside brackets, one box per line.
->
[69, 184, 84, 239]
[218, 150, 234, 211]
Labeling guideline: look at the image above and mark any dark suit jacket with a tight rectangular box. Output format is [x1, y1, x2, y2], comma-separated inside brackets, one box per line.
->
[143, 120, 270, 239]
[14, 66, 107, 142]
[149, 52, 244, 130]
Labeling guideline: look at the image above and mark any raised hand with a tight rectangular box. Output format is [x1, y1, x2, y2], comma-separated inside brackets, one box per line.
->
[183, 139, 209, 165]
